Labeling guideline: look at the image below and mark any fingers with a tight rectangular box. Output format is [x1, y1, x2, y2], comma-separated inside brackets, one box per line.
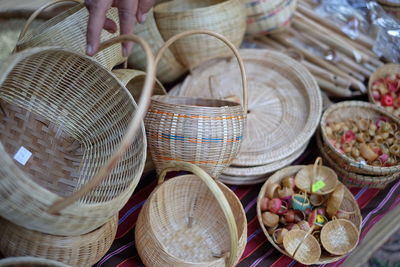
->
[85, 0, 113, 56]
[104, 17, 118, 33]
[136, 0, 154, 24]
[117, 0, 138, 57]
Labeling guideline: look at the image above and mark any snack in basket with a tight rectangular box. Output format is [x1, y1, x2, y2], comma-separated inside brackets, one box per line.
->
[370, 73, 400, 117]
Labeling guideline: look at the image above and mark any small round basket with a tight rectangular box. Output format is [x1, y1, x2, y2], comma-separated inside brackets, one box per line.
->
[135, 161, 247, 267]
[0, 215, 117, 267]
[15, 0, 124, 70]
[257, 165, 362, 264]
[282, 229, 321, 265]
[0, 257, 70, 267]
[295, 157, 338, 195]
[368, 64, 400, 118]
[0, 35, 155, 235]
[320, 218, 359, 256]
[320, 101, 400, 176]
[154, 0, 246, 69]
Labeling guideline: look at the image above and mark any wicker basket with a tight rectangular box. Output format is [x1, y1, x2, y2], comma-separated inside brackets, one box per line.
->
[242, 0, 284, 17]
[135, 161, 247, 267]
[15, 0, 124, 70]
[257, 165, 362, 264]
[0, 34, 155, 235]
[368, 64, 400, 118]
[0, 257, 70, 267]
[316, 131, 400, 189]
[128, 9, 187, 84]
[145, 30, 248, 178]
[320, 101, 400, 176]
[245, 0, 297, 35]
[154, 0, 246, 69]
[0, 215, 117, 267]
[378, 0, 400, 19]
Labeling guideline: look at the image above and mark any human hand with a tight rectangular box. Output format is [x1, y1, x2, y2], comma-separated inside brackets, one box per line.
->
[85, 0, 154, 57]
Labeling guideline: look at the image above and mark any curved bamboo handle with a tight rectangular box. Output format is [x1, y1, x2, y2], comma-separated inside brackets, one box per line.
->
[18, 0, 83, 42]
[292, 225, 316, 260]
[158, 161, 239, 267]
[48, 34, 156, 214]
[311, 157, 323, 192]
[156, 29, 248, 113]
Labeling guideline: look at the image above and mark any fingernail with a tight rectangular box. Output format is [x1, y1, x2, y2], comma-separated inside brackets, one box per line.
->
[86, 45, 93, 55]
[123, 47, 129, 57]
[139, 13, 147, 24]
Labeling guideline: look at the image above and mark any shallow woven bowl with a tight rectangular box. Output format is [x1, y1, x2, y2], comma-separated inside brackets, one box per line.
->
[257, 165, 362, 264]
[368, 64, 400, 118]
[135, 162, 247, 267]
[128, 9, 187, 84]
[154, 0, 246, 69]
[320, 101, 400, 176]
[316, 131, 400, 189]
[0, 35, 153, 236]
[283, 229, 321, 265]
[320, 219, 359, 256]
[16, 3, 124, 70]
[0, 257, 70, 267]
[0, 216, 117, 267]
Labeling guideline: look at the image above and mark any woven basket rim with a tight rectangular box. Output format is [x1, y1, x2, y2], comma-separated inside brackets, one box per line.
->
[0, 46, 146, 209]
[0, 256, 71, 267]
[320, 101, 400, 174]
[154, 0, 236, 15]
[151, 95, 243, 109]
[320, 218, 359, 255]
[377, 0, 400, 7]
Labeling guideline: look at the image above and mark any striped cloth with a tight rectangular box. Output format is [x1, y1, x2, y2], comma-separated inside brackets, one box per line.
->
[95, 137, 400, 267]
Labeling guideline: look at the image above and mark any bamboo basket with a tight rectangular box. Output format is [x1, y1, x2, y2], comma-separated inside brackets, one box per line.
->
[378, 0, 400, 19]
[154, 0, 246, 69]
[257, 165, 362, 264]
[320, 101, 400, 176]
[368, 64, 400, 118]
[0, 257, 70, 267]
[316, 131, 400, 189]
[0, 215, 117, 267]
[145, 30, 248, 178]
[135, 161, 247, 267]
[246, 0, 297, 35]
[242, 0, 284, 17]
[0, 34, 155, 236]
[15, 0, 124, 71]
[128, 9, 187, 84]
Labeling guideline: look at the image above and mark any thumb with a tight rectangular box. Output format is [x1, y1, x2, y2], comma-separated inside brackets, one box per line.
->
[136, 0, 155, 23]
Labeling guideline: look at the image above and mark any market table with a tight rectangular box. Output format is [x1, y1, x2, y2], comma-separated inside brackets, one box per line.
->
[95, 136, 400, 267]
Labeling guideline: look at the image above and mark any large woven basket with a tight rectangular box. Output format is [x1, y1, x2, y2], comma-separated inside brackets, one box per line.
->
[154, 0, 246, 69]
[257, 165, 362, 264]
[316, 131, 400, 189]
[128, 9, 187, 84]
[0, 257, 70, 267]
[0, 34, 155, 235]
[145, 30, 248, 178]
[0, 215, 117, 267]
[15, 0, 124, 70]
[320, 101, 400, 176]
[135, 161, 247, 267]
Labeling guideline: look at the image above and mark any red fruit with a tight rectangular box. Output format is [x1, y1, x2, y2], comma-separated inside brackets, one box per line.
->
[381, 94, 394, 107]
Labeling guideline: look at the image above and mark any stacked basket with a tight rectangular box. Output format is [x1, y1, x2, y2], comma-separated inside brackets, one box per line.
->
[168, 49, 322, 184]
[318, 101, 400, 189]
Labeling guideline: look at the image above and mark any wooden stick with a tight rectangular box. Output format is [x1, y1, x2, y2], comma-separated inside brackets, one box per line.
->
[316, 77, 353, 97]
[302, 60, 351, 89]
[255, 36, 287, 51]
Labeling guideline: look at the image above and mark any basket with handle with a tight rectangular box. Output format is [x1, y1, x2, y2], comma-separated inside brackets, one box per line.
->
[135, 161, 247, 267]
[0, 215, 117, 267]
[257, 165, 362, 264]
[145, 29, 248, 178]
[154, 0, 246, 69]
[0, 257, 70, 267]
[0, 34, 155, 236]
[15, 0, 125, 70]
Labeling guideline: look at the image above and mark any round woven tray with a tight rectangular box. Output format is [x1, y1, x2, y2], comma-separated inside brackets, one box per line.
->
[320, 101, 400, 176]
[169, 49, 321, 166]
[257, 165, 362, 264]
[0, 257, 70, 267]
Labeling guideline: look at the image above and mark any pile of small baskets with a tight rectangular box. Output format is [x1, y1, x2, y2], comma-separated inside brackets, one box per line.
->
[318, 101, 400, 189]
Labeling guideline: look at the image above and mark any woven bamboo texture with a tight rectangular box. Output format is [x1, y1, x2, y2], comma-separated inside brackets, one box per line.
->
[154, 0, 246, 69]
[0, 257, 70, 267]
[128, 9, 187, 84]
[320, 101, 400, 176]
[145, 30, 248, 178]
[0, 215, 117, 267]
[378, 0, 400, 19]
[316, 131, 400, 189]
[135, 161, 247, 267]
[15, 1, 124, 71]
[257, 165, 362, 264]
[245, 0, 297, 35]
[168, 49, 321, 167]
[0, 34, 155, 235]
[282, 229, 321, 265]
[242, 0, 284, 17]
